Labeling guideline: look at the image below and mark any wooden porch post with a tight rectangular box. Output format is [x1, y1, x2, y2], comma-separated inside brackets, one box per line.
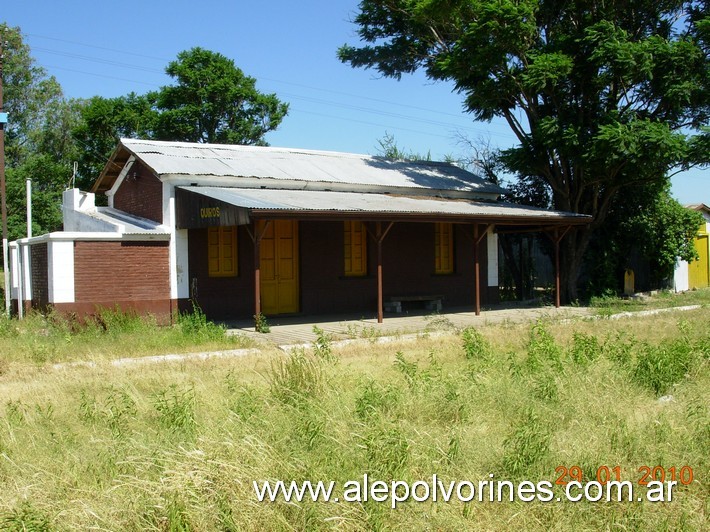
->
[554, 229, 561, 308]
[249, 220, 271, 329]
[254, 228, 262, 319]
[377, 222, 384, 324]
[474, 224, 481, 316]
[546, 226, 572, 309]
[364, 221, 394, 324]
[471, 224, 490, 316]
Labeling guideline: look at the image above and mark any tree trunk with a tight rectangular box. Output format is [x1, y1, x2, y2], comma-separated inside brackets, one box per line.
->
[560, 227, 592, 303]
[500, 235, 524, 300]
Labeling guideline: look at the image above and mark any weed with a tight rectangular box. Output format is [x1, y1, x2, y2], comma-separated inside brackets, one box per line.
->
[568, 332, 601, 365]
[345, 323, 379, 341]
[78, 390, 99, 424]
[154, 385, 196, 436]
[434, 377, 469, 423]
[269, 350, 324, 406]
[526, 322, 562, 372]
[608, 417, 640, 461]
[354, 379, 400, 420]
[5, 400, 26, 425]
[161, 496, 193, 532]
[92, 306, 151, 335]
[424, 313, 456, 331]
[0, 312, 19, 339]
[603, 332, 637, 366]
[461, 327, 491, 360]
[312, 325, 336, 362]
[501, 407, 551, 478]
[34, 402, 55, 424]
[633, 339, 694, 395]
[227, 385, 262, 422]
[532, 371, 558, 401]
[104, 387, 137, 439]
[364, 424, 410, 479]
[253, 312, 270, 333]
[393, 351, 418, 387]
[293, 407, 326, 450]
[179, 305, 225, 341]
[28, 340, 55, 365]
[0, 501, 52, 531]
[446, 431, 461, 465]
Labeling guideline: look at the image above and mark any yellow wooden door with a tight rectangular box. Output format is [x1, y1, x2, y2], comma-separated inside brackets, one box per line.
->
[689, 234, 709, 289]
[260, 220, 299, 314]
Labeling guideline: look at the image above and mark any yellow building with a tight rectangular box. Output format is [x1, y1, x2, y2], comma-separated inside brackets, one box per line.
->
[676, 204, 710, 291]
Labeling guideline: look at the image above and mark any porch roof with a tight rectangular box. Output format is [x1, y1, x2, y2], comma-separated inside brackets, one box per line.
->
[175, 185, 591, 229]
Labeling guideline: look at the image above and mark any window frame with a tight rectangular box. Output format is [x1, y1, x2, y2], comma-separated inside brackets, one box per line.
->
[207, 226, 238, 277]
[344, 220, 368, 277]
[434, 222, 454, 274]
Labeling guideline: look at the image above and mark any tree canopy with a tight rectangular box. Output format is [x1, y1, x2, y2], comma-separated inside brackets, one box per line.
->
[1, 23, 81, 241]
[72, 47, 289, 190]
[340, 0, 709, 298]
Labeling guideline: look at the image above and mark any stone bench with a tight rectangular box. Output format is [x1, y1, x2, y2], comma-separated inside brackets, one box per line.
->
[384, 295, 444, 313]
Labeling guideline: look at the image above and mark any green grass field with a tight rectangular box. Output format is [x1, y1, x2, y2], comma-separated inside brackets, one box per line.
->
[0, 299, 708, 530]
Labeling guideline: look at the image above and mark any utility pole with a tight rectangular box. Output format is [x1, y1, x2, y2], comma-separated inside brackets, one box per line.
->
[0, 38, 10, 317]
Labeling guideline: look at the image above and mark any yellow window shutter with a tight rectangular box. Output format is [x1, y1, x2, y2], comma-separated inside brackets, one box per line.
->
[344, 221, 367, 276]
[435, 222, 454, 274]
[208, 226, 238, 277]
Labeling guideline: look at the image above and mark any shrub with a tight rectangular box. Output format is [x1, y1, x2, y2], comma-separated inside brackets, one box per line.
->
[178, 304, 225, 342]
[254, 312, 270, 333]
[633, 339, 694, 396]
[603, 332, 637, 366]
[312, 325, 335, 362]
[526, 322, 562, 372]
[568, 332, 601, 365]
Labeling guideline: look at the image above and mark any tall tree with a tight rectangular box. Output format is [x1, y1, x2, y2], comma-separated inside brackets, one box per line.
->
[72, 93, 155, 190]
[1, 24, 80, 240]
[72, 47, 289, 190]
[339, 0, 709, 300]
[153, 47, 289, 144]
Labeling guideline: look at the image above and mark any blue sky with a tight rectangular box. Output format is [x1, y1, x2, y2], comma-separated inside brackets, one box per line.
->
[3, 0, 707, 204]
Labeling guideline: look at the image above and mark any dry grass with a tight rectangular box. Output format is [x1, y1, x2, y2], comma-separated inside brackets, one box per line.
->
[0, 306, 707, 530]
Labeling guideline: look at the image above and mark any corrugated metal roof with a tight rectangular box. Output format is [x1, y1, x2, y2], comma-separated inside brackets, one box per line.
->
[179, 186, 590, 221]
[122, 139, 506, 196]
[93, 207, 166, 233]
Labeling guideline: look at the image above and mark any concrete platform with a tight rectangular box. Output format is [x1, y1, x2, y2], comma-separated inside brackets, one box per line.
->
[224, 303, 594, 347]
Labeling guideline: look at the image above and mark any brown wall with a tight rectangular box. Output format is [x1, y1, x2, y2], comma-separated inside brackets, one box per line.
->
[189, 221, 496, 321]
[188, 226, 255, 319]
[113, 162, 164, 223]
[30, 243, 49, 309]
[73, 241, 171, 319]
[300, 221, 491, 315]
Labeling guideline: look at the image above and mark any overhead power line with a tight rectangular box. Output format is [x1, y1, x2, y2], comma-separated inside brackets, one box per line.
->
[29, 31, 519, 145]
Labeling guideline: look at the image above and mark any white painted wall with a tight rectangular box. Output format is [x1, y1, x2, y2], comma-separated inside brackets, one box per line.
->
[9, 243, 19, 300]
[21, 243, 32, 301]
[163, 181, 180, 300]
[48, 240, 75, 303]
[487, 227, 499, 287]
[674, 259, 689, 292]
[62, 188, 123, 232]
[175, 229, 190, 299]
